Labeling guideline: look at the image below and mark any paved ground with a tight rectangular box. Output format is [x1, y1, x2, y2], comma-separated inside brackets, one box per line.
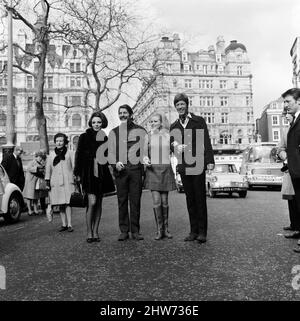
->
[0, 189, 300, 301]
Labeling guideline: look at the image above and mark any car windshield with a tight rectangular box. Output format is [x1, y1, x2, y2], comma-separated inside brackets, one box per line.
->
[248, 146, 278, 163]
[213, 164, 237, 173]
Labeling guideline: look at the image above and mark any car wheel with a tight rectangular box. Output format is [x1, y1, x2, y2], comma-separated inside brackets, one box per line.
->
[239, 191, 247, 198]
[4, 192, 22, 223]
[208, 185, 216, 198]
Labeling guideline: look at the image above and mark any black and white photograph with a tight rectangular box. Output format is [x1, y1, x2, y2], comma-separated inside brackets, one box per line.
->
[0, 0, 300, 311]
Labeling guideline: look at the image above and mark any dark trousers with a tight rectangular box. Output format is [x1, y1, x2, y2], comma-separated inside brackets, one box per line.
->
[288, 199, 299, 230]
[181, 171, 207, 237]
[115, 167, 143, 234]
[291, 178, 300, 230]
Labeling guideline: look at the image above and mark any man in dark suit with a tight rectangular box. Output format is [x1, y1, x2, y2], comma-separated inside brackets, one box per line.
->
[281, 89, 300, 252]
[170, 93, 215, 243]
[1, 146, 25, 190]
[108, 104, 147, 241]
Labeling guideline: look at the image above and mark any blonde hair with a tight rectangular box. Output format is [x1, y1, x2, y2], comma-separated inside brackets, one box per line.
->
[151, 112, 170, 130]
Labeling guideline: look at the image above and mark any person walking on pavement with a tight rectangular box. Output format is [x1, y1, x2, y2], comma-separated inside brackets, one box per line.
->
[74, 111, 115, 243]
[108, 104, 147, 241]
[143, 113, 176, 240]
[1, 146, 25, 191]
[277, 107, 297, 232]
[45, 133, 75, 233]
[170, 93, 215, 243]
[280, 88, 300, 253]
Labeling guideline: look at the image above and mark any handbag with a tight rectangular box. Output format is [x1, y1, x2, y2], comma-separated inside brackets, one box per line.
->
[35, 177, 47, 191]
[69, 183, 87, 208]
[281, 171, 295, 200]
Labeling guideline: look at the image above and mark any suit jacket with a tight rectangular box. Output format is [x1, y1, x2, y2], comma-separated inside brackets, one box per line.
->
[170, 113, 214, 175]
[287, 113, 300, 178]
[1, 153, 25, 190]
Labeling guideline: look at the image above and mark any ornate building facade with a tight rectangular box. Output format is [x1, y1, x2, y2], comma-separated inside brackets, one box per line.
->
[291, 37, 300, 88]
[132, 35, 255, 150]
[0, 30, 94, 151]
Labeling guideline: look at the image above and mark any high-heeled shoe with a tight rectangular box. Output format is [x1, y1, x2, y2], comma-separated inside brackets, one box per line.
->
[86, 238, 93, 243]
[93, 237, 100, 242]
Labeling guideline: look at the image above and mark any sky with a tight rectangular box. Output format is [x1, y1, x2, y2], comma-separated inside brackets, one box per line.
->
[137, 0, 300, 119]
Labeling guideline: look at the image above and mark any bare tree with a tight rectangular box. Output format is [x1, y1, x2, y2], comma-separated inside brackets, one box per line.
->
[2, 0, 54, 152]
[53, 0, 160, 111]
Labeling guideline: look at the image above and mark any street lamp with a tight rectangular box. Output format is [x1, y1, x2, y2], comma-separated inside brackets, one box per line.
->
[1, 0, 15, 158]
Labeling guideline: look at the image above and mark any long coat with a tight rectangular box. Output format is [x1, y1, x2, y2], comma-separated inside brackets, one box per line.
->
[74, 128, 115, 195]
[23, 159, 42, 200]
[45, 150, 75, 205]
[287, 114, 300, 178]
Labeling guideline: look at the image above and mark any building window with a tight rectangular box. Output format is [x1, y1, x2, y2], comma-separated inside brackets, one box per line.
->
[46, 76, 53, 89]
[282, 117, 289, 125]
[199, 80, 213, 89]
[184, 79, 192, 88]
[237, 66, 243, 76]
[220, 80, 227, 89]
[71, 96, 81, 107]
[76, 77, 81, 87]
[0, 95, 7, 106]
[43, 96, 53, 110]
[27, 96, 34, 111]
[272, 115, 279, 126]
[189, 97, 193, 107]
[221, 112, 229, 124]
[173, 79, 177, 87]
[27, 76, 33, 89]
[72, 114, 81, 127]
[247, 112, 251, 122]
[0, 113, 6, 127]
[202, 112, 215, 124]
[234, 81, 238, 89]
[70, 63, 75, 73]
[70, 77, 76, 87]
[246, 96, 250, 106]
[272, 129, 279, 141]
[219, 133, 231, 144]
[203, 65, 208, 74]
[199, 96, 214, 107]
[0, 60, 7, 72]
[220, 96, 228, 107]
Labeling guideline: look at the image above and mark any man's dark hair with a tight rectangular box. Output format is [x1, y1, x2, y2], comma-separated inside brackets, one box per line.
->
[281, 88, 300, 100]
[118, 104, 133, 117]
[174, 93, 189, 107]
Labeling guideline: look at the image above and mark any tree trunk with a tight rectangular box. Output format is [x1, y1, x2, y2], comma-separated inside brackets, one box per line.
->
[35, 43, 49, 153]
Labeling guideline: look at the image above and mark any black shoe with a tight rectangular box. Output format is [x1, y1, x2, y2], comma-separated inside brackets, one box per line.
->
[67, 227, 74, 232]
[58, 226, 68, 232]
[284, 231, 300, 239]
[196, 235, 207, 243]
[184, 233, 198, 241]
[86, 238, 93, 243]
[293, 247, 300, 253]
[93, 237, 101, 242]
[132, 233, 144, 240]
[118, 233, 129, 241]
[283, 226, 295, 231]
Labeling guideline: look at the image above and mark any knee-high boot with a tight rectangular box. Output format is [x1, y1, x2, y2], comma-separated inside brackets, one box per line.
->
[153, 206, 164, 240]
[162, 205, 172, 239]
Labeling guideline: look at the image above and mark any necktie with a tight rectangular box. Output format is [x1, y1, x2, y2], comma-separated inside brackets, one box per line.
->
[290, 115, 296, 127]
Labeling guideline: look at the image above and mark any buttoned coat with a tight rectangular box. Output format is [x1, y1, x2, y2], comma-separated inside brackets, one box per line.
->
[287, 114, 300, 178]
[170, 113, 214, 174]
[45, 150, 75, 205]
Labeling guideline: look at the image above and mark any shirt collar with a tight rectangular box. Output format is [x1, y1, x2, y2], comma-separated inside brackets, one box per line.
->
[295, 110, 300, 121]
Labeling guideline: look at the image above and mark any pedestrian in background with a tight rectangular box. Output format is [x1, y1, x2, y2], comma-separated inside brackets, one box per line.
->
[74, 111, 115, 243]
[277, 107, 297, 232]
[170, 93, 214, 243]
[45, 133, 75, 232]
[143, 113, 176, 240]
[23, 151, 46, 216]
[281, 89, 300, 253]
[1, 146, 25, 191]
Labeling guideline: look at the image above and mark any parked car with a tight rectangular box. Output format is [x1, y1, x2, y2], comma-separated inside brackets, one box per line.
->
[206, 163, 248, 198]
[0, 164, 25, 223]
[240, 142, 283, 189]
